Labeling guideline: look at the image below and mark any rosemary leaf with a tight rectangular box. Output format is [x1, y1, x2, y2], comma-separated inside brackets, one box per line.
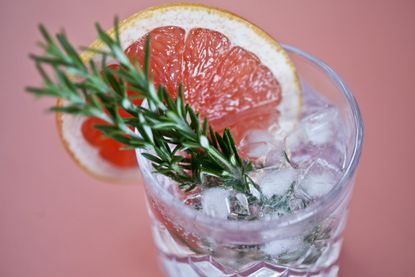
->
[27, 19, 260, 197]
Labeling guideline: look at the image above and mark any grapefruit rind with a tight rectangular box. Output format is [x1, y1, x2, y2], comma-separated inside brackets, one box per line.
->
[56, 3, 302, 183]
[56, 109, 143, 183]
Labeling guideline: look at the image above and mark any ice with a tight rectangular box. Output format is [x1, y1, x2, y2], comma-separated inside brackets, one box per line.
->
[243, 142, 273, 159]
[248, 166, 304, 217]
[288, 197, 309, 212]
[239, 128, 284, 167]
[201, 188, 231, 219]
[240, 141, 288, 169]
[257, 167, 298, 198]
[235, 193, 250, 211]
[301, 81, 330, 117]
[192, 84, 346, 221]
[228, 192, 252, 220]
[201, 188, 260, 220]
[288, 108, 338, 147]
[299, 159, 340, 198]
[264, 144, 290, 168]
[301, 173, 335, 198]
[262, 237, 304, 257]
[240, 129, 275, 145]
[285, 107, 344, 168]
[304, 112, 334, 146]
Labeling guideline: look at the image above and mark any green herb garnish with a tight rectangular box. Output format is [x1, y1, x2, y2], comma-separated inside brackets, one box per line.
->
[27, 18, 260, 196]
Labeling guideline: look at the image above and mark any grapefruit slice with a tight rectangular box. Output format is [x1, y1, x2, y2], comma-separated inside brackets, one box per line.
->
[56, 3, 302, 183]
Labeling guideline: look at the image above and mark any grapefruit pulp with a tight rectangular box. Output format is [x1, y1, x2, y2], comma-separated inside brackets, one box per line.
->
[57, 3, 301, 183]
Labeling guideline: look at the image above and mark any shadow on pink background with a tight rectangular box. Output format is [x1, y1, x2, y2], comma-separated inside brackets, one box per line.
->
[1, 0, 414, 276]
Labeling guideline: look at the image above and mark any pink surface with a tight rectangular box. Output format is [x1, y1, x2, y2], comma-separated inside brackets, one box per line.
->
[1, 0, 414, 276]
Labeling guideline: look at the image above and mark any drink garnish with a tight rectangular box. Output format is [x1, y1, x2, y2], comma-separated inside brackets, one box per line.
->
[27, 18, 261, 196]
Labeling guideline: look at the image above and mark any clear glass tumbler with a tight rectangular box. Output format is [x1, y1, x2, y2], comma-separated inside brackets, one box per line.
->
[136, 44, 364, 277]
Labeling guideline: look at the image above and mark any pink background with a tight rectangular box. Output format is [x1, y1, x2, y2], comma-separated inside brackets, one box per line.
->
[1, 0, 414, 276]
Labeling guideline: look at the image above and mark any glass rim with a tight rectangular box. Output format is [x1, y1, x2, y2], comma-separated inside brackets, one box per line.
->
[136, 44, 364, 232]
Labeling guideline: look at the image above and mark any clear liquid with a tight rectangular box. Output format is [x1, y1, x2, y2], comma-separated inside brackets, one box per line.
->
[168, 79, 346, 220]
[144, 81, 349, 276]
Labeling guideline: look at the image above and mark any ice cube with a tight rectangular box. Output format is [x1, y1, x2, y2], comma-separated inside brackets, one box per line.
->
[228, 192, 251, 220]
[258, 167, 298, 198]
[288, 197, 309, 212]
[295, 108, 338, 146]
[264, 143, 290, 168]
[242, 142, 273, 159]
[301, 81, 331, 117]
[240, 140, 288, 169]
[240, 129, 275, 145]
[201, 188, 231, 219]
[285, 108, 341, 167]
[262, 237, 304, 257]
[235, 193, 249, 210]
[301, 174, 335, 198]
[320, 142, 347, 171]
[299, 159, 339, 198]
[239, 129, 286, 167]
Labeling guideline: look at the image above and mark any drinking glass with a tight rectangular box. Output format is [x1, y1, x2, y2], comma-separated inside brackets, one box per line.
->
[136, 44, 364, 277]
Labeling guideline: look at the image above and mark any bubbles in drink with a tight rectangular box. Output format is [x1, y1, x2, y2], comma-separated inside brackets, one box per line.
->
[181, 83, 347, 221]
[151, 80, 350, 276]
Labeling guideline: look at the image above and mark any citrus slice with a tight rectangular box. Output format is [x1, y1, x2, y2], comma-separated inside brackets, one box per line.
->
[56, 3, 302, 183]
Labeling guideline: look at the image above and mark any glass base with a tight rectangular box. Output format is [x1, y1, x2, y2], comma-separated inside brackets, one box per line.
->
[151, 219, 342, 277]
[160, 252, 339, 277]
[147, 198, 344, 277]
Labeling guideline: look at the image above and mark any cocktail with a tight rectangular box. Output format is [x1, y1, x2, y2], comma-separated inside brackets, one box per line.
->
[28, 3, 363, 277]
[137, 43, 363, 276]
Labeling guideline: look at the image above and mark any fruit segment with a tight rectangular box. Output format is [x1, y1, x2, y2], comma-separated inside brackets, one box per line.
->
[81, 118, 138, 167]
[81, 63, 143, 168]
[82, 27, 282, 167]
[182, 28, 231, 113]
[207, 46, 281, 119]
[125, 26, 186, 96]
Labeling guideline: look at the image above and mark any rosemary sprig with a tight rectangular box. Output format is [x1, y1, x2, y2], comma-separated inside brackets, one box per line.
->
[27, 18, 260, 196]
